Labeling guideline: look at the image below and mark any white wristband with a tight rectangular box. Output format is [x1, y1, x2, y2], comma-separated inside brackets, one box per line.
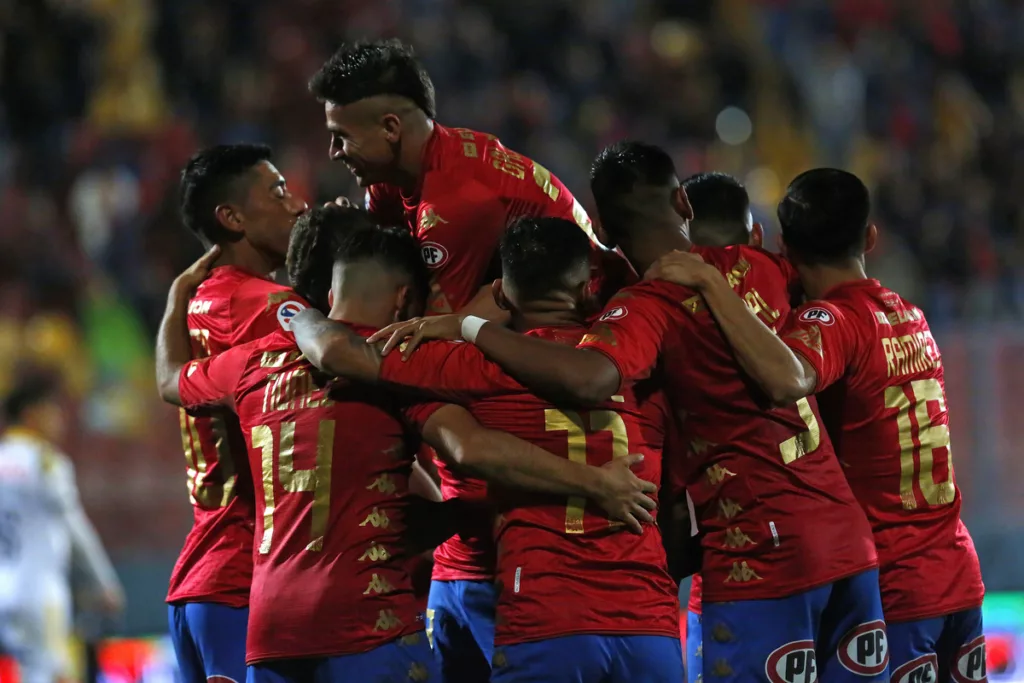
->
[461, 315, 488, 344]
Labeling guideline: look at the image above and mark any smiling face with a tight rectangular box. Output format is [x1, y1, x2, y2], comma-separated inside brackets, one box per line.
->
[239, 161, 308, 261]
[324, 99, 401, 187]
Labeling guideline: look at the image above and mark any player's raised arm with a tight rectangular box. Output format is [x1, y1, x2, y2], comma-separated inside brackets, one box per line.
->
[289, 308, 383, 381]
[155, 245, 221, 403]
[647, 250, 817, 406]
[419, 404, 655, 534]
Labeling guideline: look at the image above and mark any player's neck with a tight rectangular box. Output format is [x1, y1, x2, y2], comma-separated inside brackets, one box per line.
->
[798, 260, 869, 299]
[329, 299, 391, 330]
[394, 117, 435, 191]
[217, 240, 281, 279]
[512, 308, 584, 333]
[625, 228, 693, 276]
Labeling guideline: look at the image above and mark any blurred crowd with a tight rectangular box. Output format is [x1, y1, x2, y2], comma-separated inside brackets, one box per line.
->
[2, 0, 1023, 559]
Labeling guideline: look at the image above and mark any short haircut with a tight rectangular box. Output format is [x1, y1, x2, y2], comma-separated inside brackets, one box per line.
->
[308, 39, 436, 118]
[3, 372, 60, 425]
[590, 141, 678, 244]
[683, 172, 751, 247]
[500, 217, 592, 301]
[778, 169, 871, 264]
[179, 144, 272, 245]
[286, 204, 427, 312]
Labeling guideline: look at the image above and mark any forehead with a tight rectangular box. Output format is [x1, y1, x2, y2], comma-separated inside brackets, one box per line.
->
[325, 100, 375, 129]
[239, 161, 284, 199]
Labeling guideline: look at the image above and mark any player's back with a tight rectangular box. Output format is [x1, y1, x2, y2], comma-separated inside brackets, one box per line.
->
[794, 280, 983, 620]
[167, 266, 306, 606]
[0, 430, 72, 607]
[223, 328, 433, 662]
[607, 244, 875, 603]
[379, 326, 680, 646]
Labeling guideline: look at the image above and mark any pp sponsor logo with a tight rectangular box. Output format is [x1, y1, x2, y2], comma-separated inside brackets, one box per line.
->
[838, 620, 889, 677]
[421, 242, 449, 268]
[799, 307, 835, 326]
[892, 654, 938, 683]
[766, 640, 817, 683]
[276, 301, 307, 331]
[599, 306, 628, 322]
[952, 636, 987, 683]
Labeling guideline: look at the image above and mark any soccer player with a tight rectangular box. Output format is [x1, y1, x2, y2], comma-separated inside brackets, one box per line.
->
[155, 205, 656, 682]
[168, 143, 308, 683]
[290, 216, 683, 683]
[0, 373, 124, 683]
[678, 170, 764, 683]
[307, 38, 635, 679]
[373, 142, 888, 683]
[649, 169, 986, 683]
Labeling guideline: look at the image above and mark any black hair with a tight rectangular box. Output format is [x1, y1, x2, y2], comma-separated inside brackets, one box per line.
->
[3, 372, 60, 425]
[683, 172, 751, 247]
[308, 39, 436, 118]
[179, 144, 272, 246]
[778, 169, 871, 264]
[590, 141, 678, 244]
[500, 217, 592, 301]
[286, 204, 428, 312]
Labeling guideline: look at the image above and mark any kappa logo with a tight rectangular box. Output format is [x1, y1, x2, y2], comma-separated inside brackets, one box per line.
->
[892, 654, 938, 683]
[766, 640, 817, 683]
[421, 242, 449, 268]
[276, 300, 307, 331]
[951, 636, 987, 682]
[799, 307, 835, 326]
[838, 620, 889, 676]
[599, 306, 628, 322]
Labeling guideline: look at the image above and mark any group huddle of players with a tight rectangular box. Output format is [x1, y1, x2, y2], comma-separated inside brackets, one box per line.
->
[153, 38, 987, 683]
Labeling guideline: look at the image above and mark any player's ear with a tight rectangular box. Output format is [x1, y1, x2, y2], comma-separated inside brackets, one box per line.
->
[593, 217, 615, 249]
[327, 290, 335, 310]
[750, 223, 764, 248]
[671, 186, 694, 221]
[214, 203, 245, 237]
[492, 279, 512, 311]
[394, 284, 412, 322]
[381, 112, 402, 142]
[864, 224, 878, 254]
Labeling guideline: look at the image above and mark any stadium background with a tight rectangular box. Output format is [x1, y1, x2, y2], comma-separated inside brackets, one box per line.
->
[2, 0, 1023, 679]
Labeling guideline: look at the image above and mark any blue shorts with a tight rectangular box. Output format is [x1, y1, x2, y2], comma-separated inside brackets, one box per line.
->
[702, 569, 887, 683]
[491, 633, 684, 683]
[168, 603, 248, 683]
[245, 633, 437, 683]
[686, 611, 702, 683]
[888, 607, 985, 682]
[426, 579, 496, 683]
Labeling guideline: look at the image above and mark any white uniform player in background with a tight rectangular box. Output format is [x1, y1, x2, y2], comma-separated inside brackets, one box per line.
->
[0, 374, 124, 683]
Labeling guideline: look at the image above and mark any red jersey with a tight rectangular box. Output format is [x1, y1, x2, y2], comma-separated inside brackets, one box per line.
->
[368, 123, 636, 583]
[167, 266, 308, 607]
[178, 326, 440, 663]
[781, 279, 984, 621]
[579, 245, 877, 603]
[378, 327, 680, 646]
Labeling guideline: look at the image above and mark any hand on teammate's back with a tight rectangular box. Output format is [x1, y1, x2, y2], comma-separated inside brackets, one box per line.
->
[369, 314, 466, 359]
[171, 245, 221, 297]
[594, 454, 658, 534]
[644, 250, 717, 289]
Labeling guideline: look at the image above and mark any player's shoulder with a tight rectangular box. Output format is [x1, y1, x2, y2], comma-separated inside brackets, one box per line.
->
[821, 280, 926, 327]
[596, 280, 691, 322]
[695, 243, 789, 276]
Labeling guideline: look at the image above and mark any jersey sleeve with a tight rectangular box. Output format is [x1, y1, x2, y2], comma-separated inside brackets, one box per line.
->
[229, 283, 311, 347]
[365, 183, 407, 226]
[576, 285, 676, 384]
[179, 345, 251, 410]
[780, 302, 856, 392]
[379, 340, 523, 403]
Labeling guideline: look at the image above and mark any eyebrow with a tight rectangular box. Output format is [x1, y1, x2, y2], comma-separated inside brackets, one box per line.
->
[270, 179, 286, 191]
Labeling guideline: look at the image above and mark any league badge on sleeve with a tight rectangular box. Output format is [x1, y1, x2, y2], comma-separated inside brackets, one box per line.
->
[599, 306, 628, 322]
[277, 300, 307, 331]
[798, 307, 835, 326]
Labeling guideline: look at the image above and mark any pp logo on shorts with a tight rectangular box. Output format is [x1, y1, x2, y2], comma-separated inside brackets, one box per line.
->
[599, 306, 627, 322]
[276, 300, 307, 331]
[892, 653, 938, 683]
[952, 636, 987, 682]
[799, 307, 835, 326]
[766, 640, 817, 683]
[838, 620, 889, 677]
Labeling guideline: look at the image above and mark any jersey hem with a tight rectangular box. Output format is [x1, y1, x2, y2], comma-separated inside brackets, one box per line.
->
[702, 559, 878, 604]
[494, 624, 681, 647]
[884, 594, 985, 624]
[245, 626, 426, 664]
[165, 592, 249, 608]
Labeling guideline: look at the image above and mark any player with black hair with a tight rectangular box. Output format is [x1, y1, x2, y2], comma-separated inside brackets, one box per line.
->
[653, 168, 985, 683]
[0, 373, 123, 683]
[166, 144, 310, 683]
[683, 172, 762, 248]
[308, 40, 635, 679]
[155, 206, 652, 682]
[287, 215, 682, 683]
[373, 143, 887, 683]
